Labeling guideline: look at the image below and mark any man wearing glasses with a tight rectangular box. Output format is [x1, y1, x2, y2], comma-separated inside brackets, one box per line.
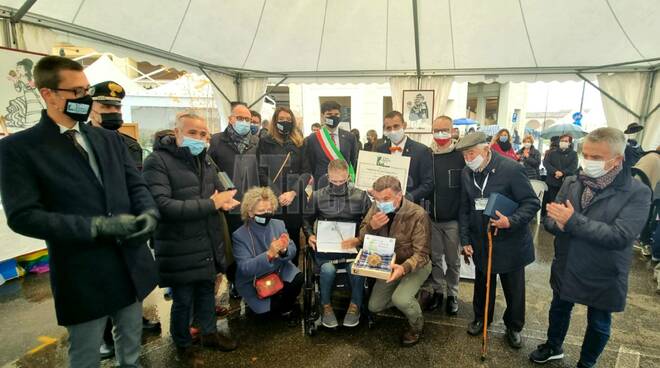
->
[0, 56, 159, 367]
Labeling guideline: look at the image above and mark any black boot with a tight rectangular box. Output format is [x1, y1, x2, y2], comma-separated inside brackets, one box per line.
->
[506, 328, 523, 349]
[467, 320, 484, 336]
[445, 296, 458, 315]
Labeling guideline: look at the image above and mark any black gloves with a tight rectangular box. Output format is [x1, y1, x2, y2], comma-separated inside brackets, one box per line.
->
[92, 214, 139, 238]
[124, 211, 159, 246]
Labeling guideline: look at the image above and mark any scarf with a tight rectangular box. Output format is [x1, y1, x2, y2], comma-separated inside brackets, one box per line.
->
[226, 123, 251, 153]
[578, 164, 622, 209]
[497, 139, 512, 152]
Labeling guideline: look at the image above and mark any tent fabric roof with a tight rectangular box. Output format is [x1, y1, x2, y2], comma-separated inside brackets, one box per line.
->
[1, 0, 659, 75]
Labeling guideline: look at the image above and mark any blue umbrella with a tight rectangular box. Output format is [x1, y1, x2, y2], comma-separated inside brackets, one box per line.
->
[541, 123, 587, 139]
[453, 118, 478, 126]
[479, 125, 502, 136]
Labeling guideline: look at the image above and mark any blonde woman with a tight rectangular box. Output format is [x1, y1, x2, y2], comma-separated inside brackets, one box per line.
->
[232, 187, 302, 322]
[517, 135, 541, 179]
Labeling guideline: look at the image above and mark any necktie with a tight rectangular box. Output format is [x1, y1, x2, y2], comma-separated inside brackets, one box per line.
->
[63, 130, 90, 162]
[389, 146, 402, 153]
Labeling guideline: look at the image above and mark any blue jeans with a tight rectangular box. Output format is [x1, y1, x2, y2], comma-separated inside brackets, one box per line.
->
[66, 301, 142, 368]
[546, 293, 612, 368]
[316, 254, 364, 307]
[170, 280, 217, 348]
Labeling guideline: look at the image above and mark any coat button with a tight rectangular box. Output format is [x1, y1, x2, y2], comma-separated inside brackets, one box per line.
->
[107, 212, 113, 217]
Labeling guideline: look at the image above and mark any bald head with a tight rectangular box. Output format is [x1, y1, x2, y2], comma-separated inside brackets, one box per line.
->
[174, 112, 208, 146]
[433, 116, 453, 132]
[230, 104, 252, 126]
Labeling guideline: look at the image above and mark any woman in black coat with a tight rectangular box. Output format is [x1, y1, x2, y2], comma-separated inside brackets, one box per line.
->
[543, 134, 578, 215]
[256, 107, 311, 265]
[517, 135, 541, 180]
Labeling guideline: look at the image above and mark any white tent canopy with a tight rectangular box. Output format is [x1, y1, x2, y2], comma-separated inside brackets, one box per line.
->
[0, 0, 658, 76]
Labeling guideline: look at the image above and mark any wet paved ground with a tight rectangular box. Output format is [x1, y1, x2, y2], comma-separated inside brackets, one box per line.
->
[1, 224, 659, 368]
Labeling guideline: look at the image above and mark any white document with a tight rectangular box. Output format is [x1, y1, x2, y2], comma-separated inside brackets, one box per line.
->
[316, 220, 357, 254]
[362, 234, 396, 255]
[355, 150, 411, 195]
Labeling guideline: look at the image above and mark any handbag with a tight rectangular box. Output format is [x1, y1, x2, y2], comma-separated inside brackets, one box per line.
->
[248, 225, 284, 299]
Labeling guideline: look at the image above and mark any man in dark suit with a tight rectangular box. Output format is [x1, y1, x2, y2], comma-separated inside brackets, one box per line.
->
[303, 101, 359, 188]
[0, 56, 159, 368]
[376, 111, 433, 204]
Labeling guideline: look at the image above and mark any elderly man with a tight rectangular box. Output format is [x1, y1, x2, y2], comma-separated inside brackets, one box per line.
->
[143, 111, 240, 356]
[418, 116, 465, 314]
[355, 175, 431, 346]
[457, 131, 540, 349]
[376, 111, 433, 204]
[209, 102, 260, 235]
[530, 128, 651, 368]
[0, 55, 159, 368]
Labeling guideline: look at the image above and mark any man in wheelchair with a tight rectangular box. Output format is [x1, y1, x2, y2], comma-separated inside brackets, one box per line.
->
[303, 159, 372, 328]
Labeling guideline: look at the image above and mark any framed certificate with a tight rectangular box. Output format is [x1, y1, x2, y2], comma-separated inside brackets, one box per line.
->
[355, 150, 411, 194]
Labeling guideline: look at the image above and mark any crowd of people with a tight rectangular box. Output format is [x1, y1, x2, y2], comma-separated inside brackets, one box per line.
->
[0, 55, 655, 368]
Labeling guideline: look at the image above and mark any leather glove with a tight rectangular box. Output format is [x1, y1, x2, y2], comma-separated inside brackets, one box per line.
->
[124, 211, 159, 246]
[92, 214, 139, 239]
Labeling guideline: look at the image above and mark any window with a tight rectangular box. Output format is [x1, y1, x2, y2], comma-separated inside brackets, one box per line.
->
[466, 83, 500, 125]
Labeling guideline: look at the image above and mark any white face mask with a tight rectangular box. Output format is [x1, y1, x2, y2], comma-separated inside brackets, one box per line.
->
[559, 141, 570, 150]
[433, 131, 451, 140]
[387, 128, 405, 144]
[523, 143, 532, 149]
[582, 158, 614, 178]
[466, 154, 484, 171]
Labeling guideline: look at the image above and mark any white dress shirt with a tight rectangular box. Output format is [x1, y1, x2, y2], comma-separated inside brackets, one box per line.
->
[389, 136, 407, 156]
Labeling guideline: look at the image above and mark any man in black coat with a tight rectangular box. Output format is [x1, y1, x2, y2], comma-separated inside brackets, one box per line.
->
[456, 131, 540, 349]
[543, 135, 578, 216]
[303, 100, 358, 187]
[0, 56, 159, 367]
[208, 103, 259, 235]
[376, 111, 433, 204]
[143, 111, 240, 355]
[531, 128, 651, 368]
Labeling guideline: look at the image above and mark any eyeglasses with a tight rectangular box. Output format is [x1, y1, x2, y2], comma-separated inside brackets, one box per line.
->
[234, 116, 252, 123]
[52, 87, 89, 98]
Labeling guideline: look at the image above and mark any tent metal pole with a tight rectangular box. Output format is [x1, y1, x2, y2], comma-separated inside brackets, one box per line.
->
[9, 0, 36, 23]
[577, 57, 660, 72]
[199, 67, 232, 104]
[579, 81, 586, 113]
[576, 72, 640, 120]
[412, 0, 422, 81]
[638, 70, 656, 147]
[248, 76, 287, 109]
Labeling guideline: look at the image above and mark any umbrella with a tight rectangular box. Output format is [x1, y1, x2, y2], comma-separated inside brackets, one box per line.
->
[453, 118, 479, 126]
[479, 125, 502, 136]
[541, 123, 587, 140]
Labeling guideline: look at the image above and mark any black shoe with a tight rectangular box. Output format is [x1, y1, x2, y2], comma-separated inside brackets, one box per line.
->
[429, 293, 443, 311]
[417, 290, 434, 311]
[445, 296, 458, 315]
[99, 343, 114, 360]
[467, 320, 484, 336]
[142, 317, 161, 332]
[506, 328, 523, 349]
[529, 343, 564, 364]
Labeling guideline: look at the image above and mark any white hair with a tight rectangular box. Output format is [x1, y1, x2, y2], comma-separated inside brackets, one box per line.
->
[584, 127, 626, 156]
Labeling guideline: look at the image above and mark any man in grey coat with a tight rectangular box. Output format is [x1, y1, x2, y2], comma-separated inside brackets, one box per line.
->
[530, 127, 651, 368]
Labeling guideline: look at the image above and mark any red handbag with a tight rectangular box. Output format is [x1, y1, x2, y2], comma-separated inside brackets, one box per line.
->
[248, 225, 284, 299]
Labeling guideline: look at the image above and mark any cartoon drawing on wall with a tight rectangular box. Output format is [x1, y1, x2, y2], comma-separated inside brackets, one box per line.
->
[5, 58, 44, 129]
[402, 90, 434, 133]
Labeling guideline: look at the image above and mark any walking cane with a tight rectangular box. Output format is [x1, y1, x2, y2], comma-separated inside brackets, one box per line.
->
[481, 224, 495, 361]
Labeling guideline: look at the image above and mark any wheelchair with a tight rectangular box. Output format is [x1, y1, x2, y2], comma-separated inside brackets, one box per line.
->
[302, 244, 375, 336]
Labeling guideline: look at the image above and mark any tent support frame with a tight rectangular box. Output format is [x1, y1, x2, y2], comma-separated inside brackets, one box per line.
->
[411, 0, 422, 85]
[576, 72, 641, 120]
[199, 67, 233, 104]
[248, 76, 287, 109]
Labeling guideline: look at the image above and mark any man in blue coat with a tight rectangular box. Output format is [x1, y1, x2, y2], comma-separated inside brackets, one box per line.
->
[457, 131, 540, 349]
[530, 128, 651, 368]
[0, 56, 159, 367]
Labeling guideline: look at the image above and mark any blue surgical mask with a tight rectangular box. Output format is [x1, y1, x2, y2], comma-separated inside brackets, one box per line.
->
[250, 125, 259, 135]
[181, 136, 206, 156]
[234, 121, 251, 136]
[499, 135, 508, 143]
[377, 200, 396, 214]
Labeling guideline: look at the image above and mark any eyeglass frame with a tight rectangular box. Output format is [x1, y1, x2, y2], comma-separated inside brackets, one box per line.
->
[51, 87, 90, 98]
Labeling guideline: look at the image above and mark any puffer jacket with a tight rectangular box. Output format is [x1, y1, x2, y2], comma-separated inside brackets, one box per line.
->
[303, 184, 372, 238]
[142, 135, 226, 286]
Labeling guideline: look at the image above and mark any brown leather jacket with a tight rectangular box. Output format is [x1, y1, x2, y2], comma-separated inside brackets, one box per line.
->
[359, 198, 431, 274]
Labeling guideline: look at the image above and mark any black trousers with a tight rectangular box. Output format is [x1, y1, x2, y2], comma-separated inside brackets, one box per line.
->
[473, 267, 526, 332]
[541, 185, 561, 217]
[276, 211, 303, 266]
[269, 272, 304, 315]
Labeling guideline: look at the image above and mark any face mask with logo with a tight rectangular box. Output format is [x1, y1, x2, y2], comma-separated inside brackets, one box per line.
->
[63, 95, 93, 122]
[377, 200, 396, 214]
[559, 141, 570, 150]
[99, 112, 123, 130]
[582, 159, 613, 178]
[324, 115, 341, 129]
[181, 136, 206, 156]
[254, 212, 274, 226]
[466, 154, 485, 171]
[387, 129, 405, 144]
[276, 121, 293, 135]
[433, 131, 451, 146]
[234, 121, 251, 136]
[250, 125, 259, 135]
[523, 142, 532, 149]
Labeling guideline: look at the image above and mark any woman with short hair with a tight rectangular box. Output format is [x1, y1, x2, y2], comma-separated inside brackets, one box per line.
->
[518, 135, 541, 179]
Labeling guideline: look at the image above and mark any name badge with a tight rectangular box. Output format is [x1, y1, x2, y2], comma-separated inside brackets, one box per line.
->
[475, 198, 488, 211]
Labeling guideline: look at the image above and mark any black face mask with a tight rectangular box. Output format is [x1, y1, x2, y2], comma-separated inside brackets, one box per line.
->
[329, 182, 348, 196]
[276, 121, 293, 135]
[324, 115, 340, 128]
[99, 112, 123, 130]
[63, 95, 93, 122]
[254, 213, 274, 226]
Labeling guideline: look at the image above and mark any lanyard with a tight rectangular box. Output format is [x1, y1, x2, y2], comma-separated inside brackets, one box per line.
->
[473, 172, 490, 198]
